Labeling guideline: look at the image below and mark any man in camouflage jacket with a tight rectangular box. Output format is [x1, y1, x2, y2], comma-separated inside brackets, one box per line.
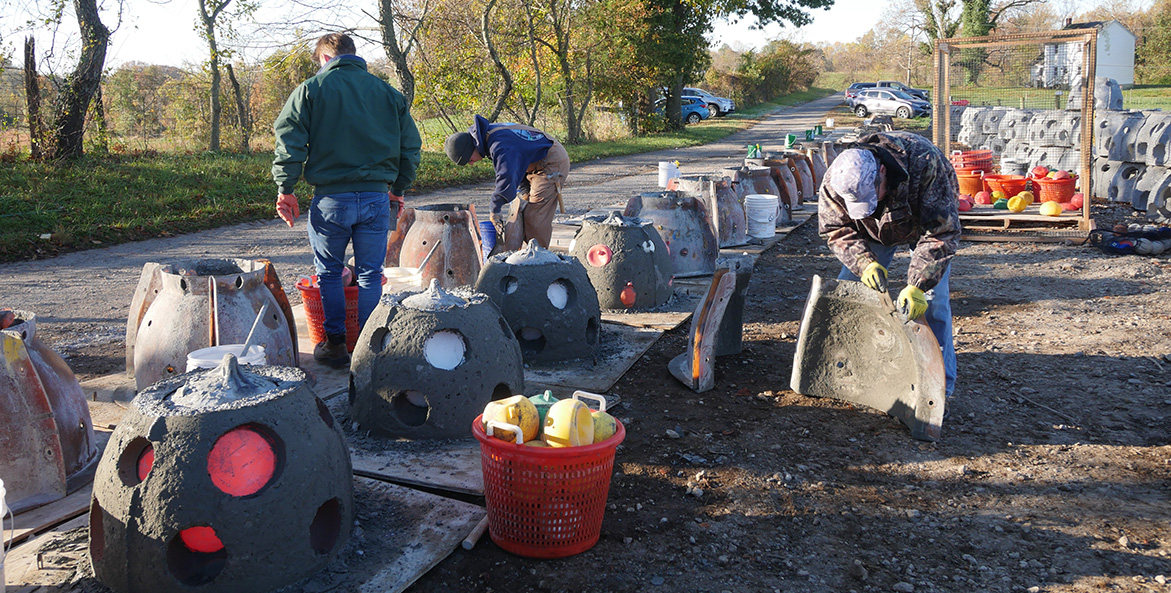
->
[818, 131, 960, 399]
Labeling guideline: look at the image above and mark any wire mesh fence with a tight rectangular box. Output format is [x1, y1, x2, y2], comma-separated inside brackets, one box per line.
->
[934, 29, 1171, 230]
[932, 30, 1097, 234]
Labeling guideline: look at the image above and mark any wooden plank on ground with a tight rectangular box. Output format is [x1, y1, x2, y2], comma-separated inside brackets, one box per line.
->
[525, 322, 663, 393]
[4, 485, 92, 549]
[277, 478, 485, 593]
[87, 400, 129, 431]
[291, 303, 354, 401]
[350, 441, 484, 497]
[78, 372, 136, 404]
[3, 513, 89, 590]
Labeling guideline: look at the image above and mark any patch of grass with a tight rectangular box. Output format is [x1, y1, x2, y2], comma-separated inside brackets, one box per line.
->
[0, 87, 837, 261]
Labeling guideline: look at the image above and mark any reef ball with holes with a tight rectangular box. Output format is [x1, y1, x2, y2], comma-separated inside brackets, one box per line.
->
[569, 212, 674, 310]
[349, 279, 525, 439]
[89, 356, 351, 593]
[475, 239, 602, 363]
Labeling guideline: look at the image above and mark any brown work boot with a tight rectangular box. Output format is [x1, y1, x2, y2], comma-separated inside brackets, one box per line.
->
[313, 334, 350, 368]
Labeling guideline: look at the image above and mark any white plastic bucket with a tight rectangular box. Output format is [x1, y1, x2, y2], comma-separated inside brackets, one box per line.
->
[826, 117, 835, 128]
[185, 344, 267, 372]
[658, 161, 680, 188]
[744, 194, 779, 239]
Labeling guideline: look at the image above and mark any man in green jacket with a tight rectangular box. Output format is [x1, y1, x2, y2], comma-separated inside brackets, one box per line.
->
[273, 33, 421, 368]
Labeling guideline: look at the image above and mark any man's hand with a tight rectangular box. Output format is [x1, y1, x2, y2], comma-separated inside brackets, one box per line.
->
[490, 211, 505, 228]
[897, 285, 928, 320]
[389, 191, 405, 206]
[276, 193, 300, 227]
[860, 261, 888, 292]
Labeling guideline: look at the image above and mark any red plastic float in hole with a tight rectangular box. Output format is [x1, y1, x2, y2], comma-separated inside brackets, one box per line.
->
[179, 526, 225, 553]
[208, 426, 276, 497]
[137, 446, 154, 482]
[586, 244, 612, 267]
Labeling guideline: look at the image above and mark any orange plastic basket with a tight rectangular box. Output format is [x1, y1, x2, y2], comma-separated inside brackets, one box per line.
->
[473, 415, 625, 558]
[296, 276, 361, 352]
[957, 171, 984, 196]
[1034, 177, 1077, 203]
[983, 174, 1029, 197]
[950, 150, 993, 171]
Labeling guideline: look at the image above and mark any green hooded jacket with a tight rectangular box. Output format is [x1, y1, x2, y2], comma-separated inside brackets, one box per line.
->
[272, 55, 421, 196]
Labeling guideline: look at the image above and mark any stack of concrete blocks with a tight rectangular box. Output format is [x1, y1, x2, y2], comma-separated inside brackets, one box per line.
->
[1092, 110, 1171, 222]
[954, 104, 1171, 221]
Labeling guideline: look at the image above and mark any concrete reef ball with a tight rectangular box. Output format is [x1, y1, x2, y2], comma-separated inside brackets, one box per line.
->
[350, 279, 525, 438]
[475, 239, 602, 363]
[569, 212, 673, 310]
[90, 356, 352, 593]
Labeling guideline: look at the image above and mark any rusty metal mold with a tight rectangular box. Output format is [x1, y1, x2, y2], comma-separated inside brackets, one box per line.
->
[350, 280, 525, 438]
[672, 174, 748, 248]
[475, 240, 602, 363]
[713, 255, 754, 357]
[624, 191, 718, 278]
[90, 357, 352, 593]
[391, 204, 484, 289]
[668, 269, 737, 393]
[569, 212, 673, 310]
[0, 311, 99, 514]
[126, 259, 297, 391]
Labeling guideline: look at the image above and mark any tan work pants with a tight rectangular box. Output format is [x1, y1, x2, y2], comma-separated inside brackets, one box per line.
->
[505, 142, 570, 249]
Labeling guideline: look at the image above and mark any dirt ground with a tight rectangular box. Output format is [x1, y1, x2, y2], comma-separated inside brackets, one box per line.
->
[12, 151, 1171, 591]
[398, 201, 1171, 593]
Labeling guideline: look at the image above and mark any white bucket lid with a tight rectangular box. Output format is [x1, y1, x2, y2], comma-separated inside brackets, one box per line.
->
[186, 344, 267, 372]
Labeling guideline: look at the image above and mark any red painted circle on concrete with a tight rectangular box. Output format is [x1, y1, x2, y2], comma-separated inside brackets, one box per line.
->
[208, 426, 276, 497]
[137, 445, 154, 482]
[586, 245, 612, 267]
[179, 526, 225, 554]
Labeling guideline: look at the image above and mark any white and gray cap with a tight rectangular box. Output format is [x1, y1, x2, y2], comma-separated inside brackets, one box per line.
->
[826, 149, 879, 219]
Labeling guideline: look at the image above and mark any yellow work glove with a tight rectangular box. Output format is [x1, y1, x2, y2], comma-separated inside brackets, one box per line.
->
[897, 285, 928, 320]
[860, 261, 888, 293]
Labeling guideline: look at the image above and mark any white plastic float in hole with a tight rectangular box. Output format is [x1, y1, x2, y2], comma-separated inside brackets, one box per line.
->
[547, 280, 570, 309]
[424, 330, 466, 370]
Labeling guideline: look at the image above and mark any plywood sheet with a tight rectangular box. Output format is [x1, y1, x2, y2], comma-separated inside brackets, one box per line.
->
[524, 322, 664, 393]
[4, 485, 92, 549]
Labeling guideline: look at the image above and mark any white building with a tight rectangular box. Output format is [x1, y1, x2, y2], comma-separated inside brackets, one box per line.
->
[1035, 20, 1136, 88]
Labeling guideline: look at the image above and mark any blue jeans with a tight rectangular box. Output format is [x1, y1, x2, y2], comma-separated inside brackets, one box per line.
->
[307, 192, 395, 338]
[837, 242, 956, 399]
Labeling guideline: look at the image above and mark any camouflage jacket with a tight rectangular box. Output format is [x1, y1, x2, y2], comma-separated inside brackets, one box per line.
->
[818, 132, 961, 292]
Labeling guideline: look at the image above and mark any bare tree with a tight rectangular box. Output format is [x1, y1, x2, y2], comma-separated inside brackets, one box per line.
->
[197, 0, 231, 152]
[49, 0, 110, 159]
[23, 36, 44, 160]
[225, 62, 250, 152]
[372, 0, 430, 107]
[481, 0, 513, 121]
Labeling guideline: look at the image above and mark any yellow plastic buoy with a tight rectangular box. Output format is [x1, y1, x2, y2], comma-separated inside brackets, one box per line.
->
[592, 410, 619, 443]
[543, 399, 594, 447]
[1016, 190, 1035, 205]
[1039, 201, 1062, 217]
[482, 395, 540, 443]
[1007, 196, 1028, 213]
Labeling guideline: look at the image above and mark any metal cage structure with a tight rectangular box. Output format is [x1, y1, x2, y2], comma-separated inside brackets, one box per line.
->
[933, 29, 1097, 239]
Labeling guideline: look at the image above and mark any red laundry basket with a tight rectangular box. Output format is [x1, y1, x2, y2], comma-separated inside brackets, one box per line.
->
[1034, 177, 1077, 203]
[297, 276, 384, 353]
[473, 415, 625, 558]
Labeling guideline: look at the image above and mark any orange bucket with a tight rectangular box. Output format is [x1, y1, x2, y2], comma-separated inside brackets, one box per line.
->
[1034, 177, 1077, 203]
[983, 174, 1029, 197]
[957, 170, 984, 196]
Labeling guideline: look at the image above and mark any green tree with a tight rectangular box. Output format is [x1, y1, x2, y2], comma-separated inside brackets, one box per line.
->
[1136, 0, 1171, 83]
[196, 0, 256, 152]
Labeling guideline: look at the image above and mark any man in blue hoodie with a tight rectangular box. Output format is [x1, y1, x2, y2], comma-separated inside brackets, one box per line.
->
[444, 116, 570, 249]
[273, 33, 421, 368]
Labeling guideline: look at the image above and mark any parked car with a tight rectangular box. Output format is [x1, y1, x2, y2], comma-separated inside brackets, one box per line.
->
[875, 80, 930, 101]
[845, 82, 877, 107]
[682, 87, 736, 116]
[853, 88, 931, 119]
[654, 96, 712, 124]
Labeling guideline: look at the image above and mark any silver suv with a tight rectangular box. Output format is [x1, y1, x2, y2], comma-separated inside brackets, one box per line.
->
[682, 87, 735, 116]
